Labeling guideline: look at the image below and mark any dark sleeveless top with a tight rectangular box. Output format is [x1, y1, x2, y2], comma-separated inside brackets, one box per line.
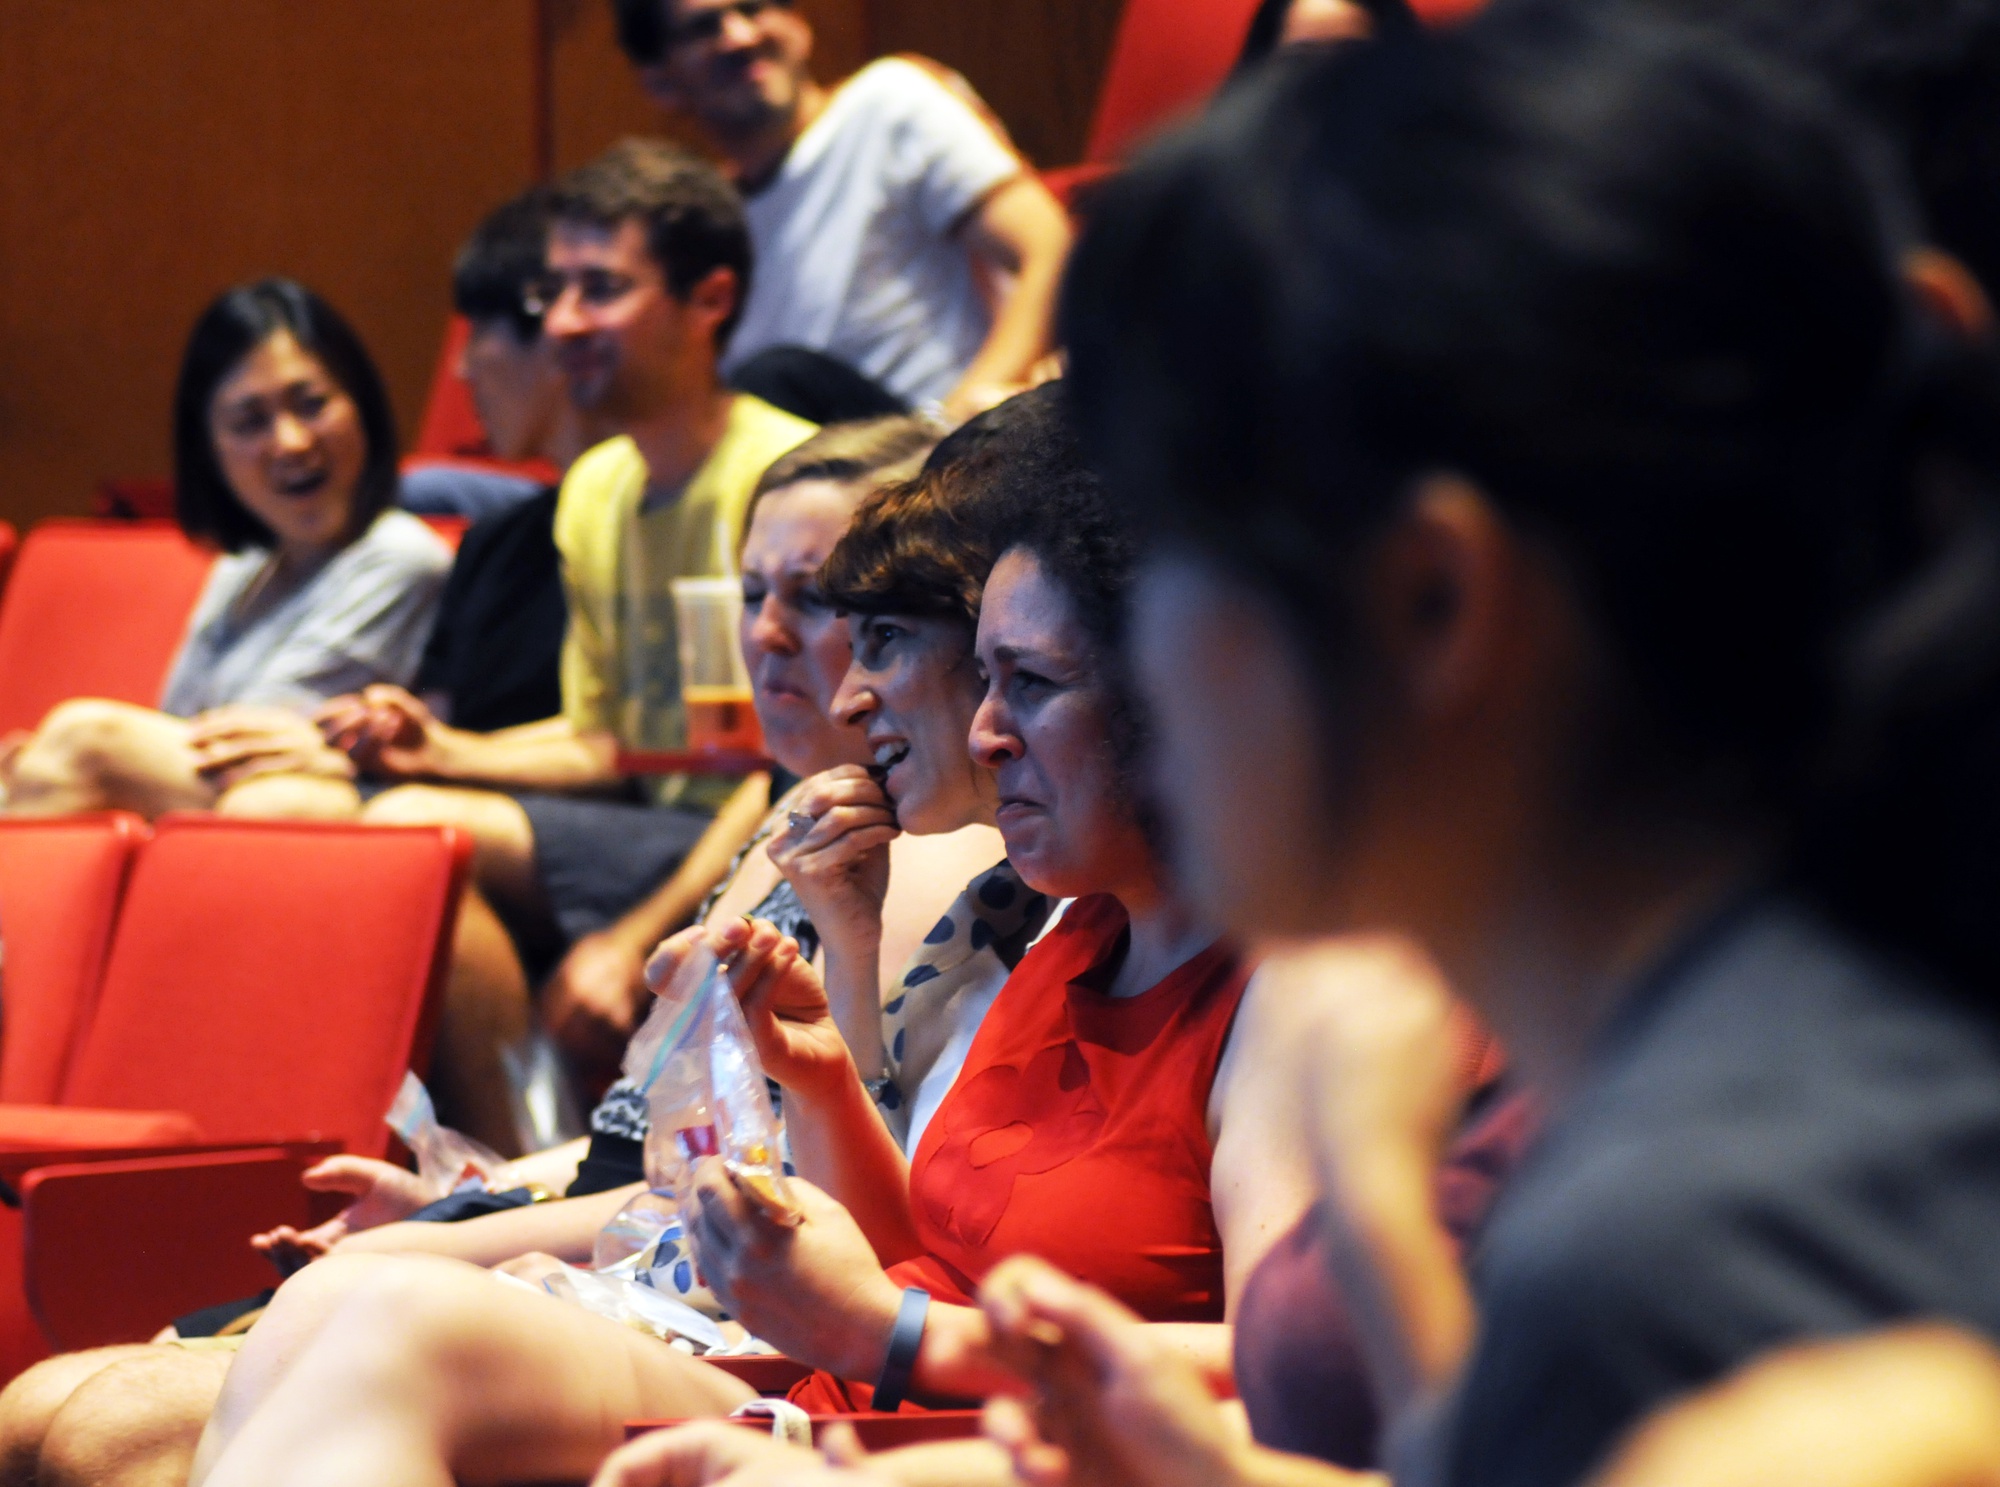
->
[1233, 1087, 1540, 1467]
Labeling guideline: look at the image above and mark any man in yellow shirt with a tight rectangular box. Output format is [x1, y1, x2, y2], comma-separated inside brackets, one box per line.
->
[343, 141, 814, 1143]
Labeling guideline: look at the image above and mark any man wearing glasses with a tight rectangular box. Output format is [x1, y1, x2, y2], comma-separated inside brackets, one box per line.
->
[614, 0, 1072, 426]
[351, 141, 816, 1103]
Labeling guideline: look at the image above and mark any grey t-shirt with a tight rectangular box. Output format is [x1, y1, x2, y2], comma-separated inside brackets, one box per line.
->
[159, 509, 451, 718]
[1407, 896, 2000, 1487]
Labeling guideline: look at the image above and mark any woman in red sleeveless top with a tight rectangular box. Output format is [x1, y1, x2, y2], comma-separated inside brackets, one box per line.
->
[681, 389, 1301, 1412]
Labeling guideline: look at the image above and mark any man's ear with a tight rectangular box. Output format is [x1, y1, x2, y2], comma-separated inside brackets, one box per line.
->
[684, 265, 741, 346]
[1907, 247, 1994, 343]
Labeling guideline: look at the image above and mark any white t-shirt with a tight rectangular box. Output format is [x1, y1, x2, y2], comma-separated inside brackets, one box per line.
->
[158, 509, 450, 718]
[723, 57, 1024, 407]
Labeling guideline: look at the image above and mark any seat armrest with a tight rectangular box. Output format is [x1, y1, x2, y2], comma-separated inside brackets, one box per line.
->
[0, 1105, 203, 1153]
[21, 1145, 337, 1351]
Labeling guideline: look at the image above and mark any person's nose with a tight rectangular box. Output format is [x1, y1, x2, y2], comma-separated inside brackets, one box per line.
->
[542, 284, 589, 341]
[828, 663, 877, 728]
[717, 6, 762, 50]
[746, 596, 797, 657]
[271, 409, 315, 458]
[968, 688, 1022, 768]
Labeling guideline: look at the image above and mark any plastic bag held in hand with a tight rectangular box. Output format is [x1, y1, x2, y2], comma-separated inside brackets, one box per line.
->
[386, 1072, 510, 1200]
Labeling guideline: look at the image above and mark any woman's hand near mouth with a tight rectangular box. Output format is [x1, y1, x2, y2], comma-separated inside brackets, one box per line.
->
[767, 764, 900, 1076]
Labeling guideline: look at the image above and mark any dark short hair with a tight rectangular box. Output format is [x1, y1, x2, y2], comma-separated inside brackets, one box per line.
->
[1066, 9, 2000, 989]
[453, 187, 554, 342]
[173, 278, 399, 554]
[1593, 0, 2000, 294]
[744, 415, 939, 538]
[612, 0, 669, 64]
[820, 385, 1074, 630]
[549, 138, 752, 348]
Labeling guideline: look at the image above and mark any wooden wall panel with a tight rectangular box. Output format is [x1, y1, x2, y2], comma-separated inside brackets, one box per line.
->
[870, 0, 1125, 167]
[0, 0, 539, 529]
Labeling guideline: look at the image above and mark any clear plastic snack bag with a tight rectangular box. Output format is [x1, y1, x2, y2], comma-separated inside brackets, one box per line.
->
[579, 941, 795, 1345]
[386, 1071, 511, 1200]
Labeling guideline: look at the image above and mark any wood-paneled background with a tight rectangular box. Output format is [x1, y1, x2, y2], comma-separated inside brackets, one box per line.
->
[0, 0, 1124, 530]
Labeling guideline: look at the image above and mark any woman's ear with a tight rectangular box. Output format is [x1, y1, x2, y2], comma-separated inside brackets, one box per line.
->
[1366, 474, 1515, 717]
[1907, 248, 1994, 343]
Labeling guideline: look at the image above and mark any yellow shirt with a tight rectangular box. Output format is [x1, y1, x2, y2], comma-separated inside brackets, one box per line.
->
[554, 395, 816, 800]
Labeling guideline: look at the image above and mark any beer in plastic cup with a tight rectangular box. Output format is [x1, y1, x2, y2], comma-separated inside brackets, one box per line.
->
[671, 577, 765, 756]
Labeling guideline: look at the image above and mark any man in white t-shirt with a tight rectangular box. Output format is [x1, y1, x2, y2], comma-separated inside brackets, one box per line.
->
[613, 0, 1072, 423]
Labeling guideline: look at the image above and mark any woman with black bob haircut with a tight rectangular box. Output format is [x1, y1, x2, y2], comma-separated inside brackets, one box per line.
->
[970, 8, 2000, 1487]
[1, 278, 449, 820]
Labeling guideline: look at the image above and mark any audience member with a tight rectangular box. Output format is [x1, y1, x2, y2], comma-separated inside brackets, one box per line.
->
[333, 189, 589, 755]
[176, 387, 1311, 1487]
[978, 10, 2000, 1487]
[612, 0, 1073, 423]
[398, 188, 600, 526]
[326, 141, 815, 1145]
[0, 278, 448, 822]
[0, 416, 1006, 1487]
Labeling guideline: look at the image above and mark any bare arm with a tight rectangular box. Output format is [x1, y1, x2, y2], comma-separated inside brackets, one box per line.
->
[329, 1183, 643, 1267]
[542, 775, 774, 1063]
[319, 685, 620, 792]
[944, 174, 1073, 422]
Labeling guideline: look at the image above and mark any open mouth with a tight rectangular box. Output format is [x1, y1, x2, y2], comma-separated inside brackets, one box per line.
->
[273, 468, 329, 499]
[867, 739, 910, 786]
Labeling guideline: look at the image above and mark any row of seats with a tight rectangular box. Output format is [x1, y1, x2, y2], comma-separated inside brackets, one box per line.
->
[0, 517, 467, 739]
[0, 812, 471, 1378]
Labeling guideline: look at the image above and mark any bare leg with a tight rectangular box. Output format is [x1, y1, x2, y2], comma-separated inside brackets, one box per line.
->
[361, 785, 552, 930]
[0, 1346, 155, 1487]
[192, 1253, 754, 1487]
[214, 774, 363, 821]
[38, 1348, 234, 1487]
[428, 890, 533, 1157]
[3, 701, 213, 819]
[364, 788, 558, 1157]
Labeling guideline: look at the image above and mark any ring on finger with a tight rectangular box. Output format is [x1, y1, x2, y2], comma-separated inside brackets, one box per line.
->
[787, 810, 815, 834]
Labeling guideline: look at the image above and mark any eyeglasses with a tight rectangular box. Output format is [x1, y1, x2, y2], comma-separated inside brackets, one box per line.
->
[522, 269, 641, 318]
[666, 0, 795, 49]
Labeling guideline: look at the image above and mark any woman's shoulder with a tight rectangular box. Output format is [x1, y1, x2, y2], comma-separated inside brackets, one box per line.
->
[351, 509, 452, 576]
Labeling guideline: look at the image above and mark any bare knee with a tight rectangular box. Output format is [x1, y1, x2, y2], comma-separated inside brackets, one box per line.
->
[215, 775, 361, 822]
[26, 700, 147, 782]
[359, 785, 475, 830]
[40, 1349, 232, 1487]
[0, 1346, 158, 1487]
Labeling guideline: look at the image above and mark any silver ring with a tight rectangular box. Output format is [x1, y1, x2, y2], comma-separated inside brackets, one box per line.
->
[787, 810, 815, 833]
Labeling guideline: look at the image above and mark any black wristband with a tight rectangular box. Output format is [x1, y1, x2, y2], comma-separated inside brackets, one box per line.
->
[872, 1286, 930, 1412]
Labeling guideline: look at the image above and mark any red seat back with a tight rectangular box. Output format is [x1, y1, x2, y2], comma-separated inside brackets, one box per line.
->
[1083, 0, 1264, 163]
[58, 816, 471, 1154]
[0, 815, 146, 1104]
[0, 523, 19, 604]
[0, 521, 215, 735]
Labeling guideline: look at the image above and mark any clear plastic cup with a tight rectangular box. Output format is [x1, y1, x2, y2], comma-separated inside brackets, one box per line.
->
[670, 577, 764, 755]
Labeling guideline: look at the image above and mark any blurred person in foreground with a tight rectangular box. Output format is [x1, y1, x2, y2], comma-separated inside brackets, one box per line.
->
[939, 10, 2000, 1487]
[612, 0, 1072, 425]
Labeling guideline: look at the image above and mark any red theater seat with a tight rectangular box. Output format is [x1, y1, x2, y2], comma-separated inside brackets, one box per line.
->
[0, 814, 147, 1105]
[0, 816, 471, 1368]
[0, 521, 215, 736]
